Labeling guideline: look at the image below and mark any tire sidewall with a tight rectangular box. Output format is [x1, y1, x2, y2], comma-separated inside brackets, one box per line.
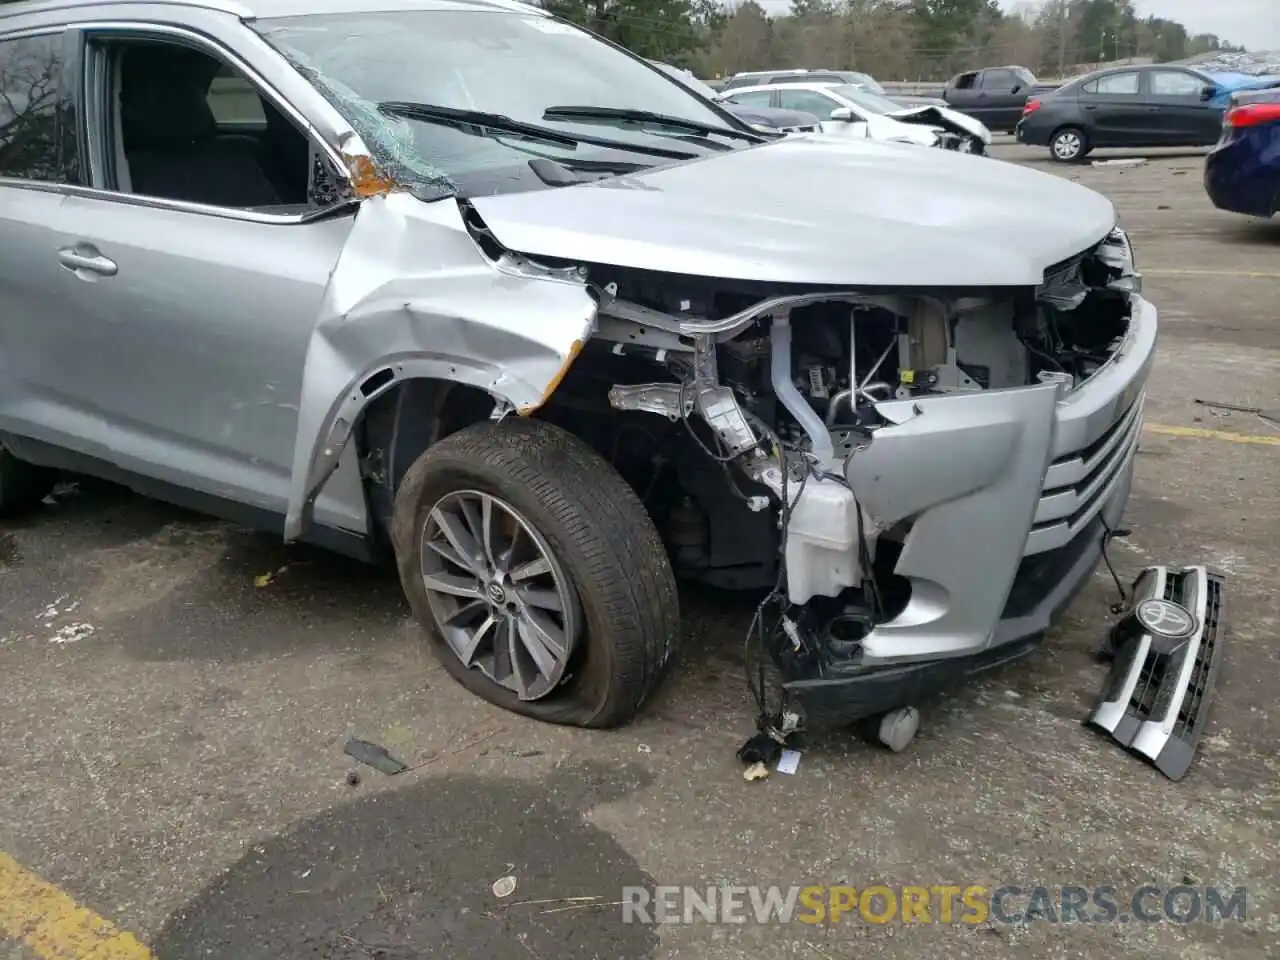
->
[392, 444, 623, 725]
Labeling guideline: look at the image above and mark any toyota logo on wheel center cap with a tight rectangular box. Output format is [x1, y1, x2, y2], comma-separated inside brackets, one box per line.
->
[1135, 598, 1198, 642]
[487, 582, 508, 605]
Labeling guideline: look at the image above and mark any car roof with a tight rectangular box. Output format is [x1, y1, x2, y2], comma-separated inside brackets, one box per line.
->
[0, 0, 543, 21]
[723, 82, 837, 95]
[1067, 62, 1208, 85]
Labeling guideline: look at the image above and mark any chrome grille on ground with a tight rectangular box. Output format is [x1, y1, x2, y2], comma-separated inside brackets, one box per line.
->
[1024, 394, 1144, 555]
[1087, 566, 1226, 781]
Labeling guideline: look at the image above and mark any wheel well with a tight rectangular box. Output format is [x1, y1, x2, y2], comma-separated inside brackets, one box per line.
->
[357, 378, 496, 534]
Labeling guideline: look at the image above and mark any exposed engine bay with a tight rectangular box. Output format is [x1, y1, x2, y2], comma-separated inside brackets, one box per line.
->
[471, 209, 1143, 725]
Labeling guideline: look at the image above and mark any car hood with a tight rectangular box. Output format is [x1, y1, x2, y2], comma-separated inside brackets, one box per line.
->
[467, 134, 1116, 287]
[889, 104, 991, 143]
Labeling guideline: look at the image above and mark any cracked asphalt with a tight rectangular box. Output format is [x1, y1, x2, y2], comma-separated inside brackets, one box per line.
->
[1, 142, 1278, 960]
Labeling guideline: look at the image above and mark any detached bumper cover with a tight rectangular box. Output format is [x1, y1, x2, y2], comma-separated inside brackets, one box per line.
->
[1088, 566, 1226, 781]
[846, 295, 1157, 666]
[783, 295, 1157, 725]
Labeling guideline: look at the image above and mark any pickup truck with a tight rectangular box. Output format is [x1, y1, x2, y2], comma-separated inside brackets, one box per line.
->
[943, 65, 1049, 132]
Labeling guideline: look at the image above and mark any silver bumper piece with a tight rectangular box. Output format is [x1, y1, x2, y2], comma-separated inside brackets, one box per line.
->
[843, 295, 1158, 663]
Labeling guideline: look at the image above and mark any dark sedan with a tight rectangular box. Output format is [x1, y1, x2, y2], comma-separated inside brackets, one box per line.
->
[1205, 88, 1280, 218]
[1016, 65, 1225, 162]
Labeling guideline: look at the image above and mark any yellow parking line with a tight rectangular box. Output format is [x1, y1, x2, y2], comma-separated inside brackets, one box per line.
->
[1145, 423, 1280, 446]
[1143, 268, 1280, 280]
[0, 852, 152, 959]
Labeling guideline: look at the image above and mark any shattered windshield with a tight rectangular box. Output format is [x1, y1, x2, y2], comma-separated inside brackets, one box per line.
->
[255, 10, 743, 198]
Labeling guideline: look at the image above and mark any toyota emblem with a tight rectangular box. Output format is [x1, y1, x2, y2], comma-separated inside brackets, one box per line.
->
[1135, 598, 1198, 641]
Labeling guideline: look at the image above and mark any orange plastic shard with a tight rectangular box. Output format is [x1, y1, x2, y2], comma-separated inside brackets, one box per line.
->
[343, 150, 398, 197]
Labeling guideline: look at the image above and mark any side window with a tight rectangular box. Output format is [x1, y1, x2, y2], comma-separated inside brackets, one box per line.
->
[0, 33, 66, 182]
[724, 90, 772, 109]
[1093, 72, 1140, 96]
[1148, 70, 1204, 98]
[99, 37, 339, 210]
[777, 89, 837, 118]
[952, 72, 977, 90]
[981, 69, 1015, 91]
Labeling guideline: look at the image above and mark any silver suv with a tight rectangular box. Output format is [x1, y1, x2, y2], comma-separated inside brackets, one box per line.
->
[0, 0, 1155, 734]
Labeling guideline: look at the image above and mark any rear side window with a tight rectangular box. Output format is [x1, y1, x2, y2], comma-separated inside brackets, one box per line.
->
[1085, 72, 1140, 96]
[777, 88, 837, 117]
[981, 69, 1016, 90]
[724, 90, 772, 109]
[952, 72, 977, 90]
[0, 32, 69, 182]
[1148, 70, 1204, 97]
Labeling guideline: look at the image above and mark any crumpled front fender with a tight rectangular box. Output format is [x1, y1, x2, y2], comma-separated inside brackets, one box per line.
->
[284, 193, 596, 541]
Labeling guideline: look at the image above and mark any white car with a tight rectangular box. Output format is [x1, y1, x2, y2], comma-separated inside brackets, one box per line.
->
[720, 82, 992, 153]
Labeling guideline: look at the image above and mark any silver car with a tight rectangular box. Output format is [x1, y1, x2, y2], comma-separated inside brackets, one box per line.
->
[0, 0, 1154, 738]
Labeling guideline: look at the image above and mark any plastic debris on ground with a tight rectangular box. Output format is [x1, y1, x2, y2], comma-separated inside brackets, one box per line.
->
[743, 762, 770, 781]
[343, 737, 408, 775]
[776, 749, 802, 775]
[1093, 158, 1147, 167]
[492, 876, 518, 898]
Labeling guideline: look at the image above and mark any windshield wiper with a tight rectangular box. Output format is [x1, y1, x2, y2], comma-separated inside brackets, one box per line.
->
[542, 105, 762, 142]
[377, 101, 700, 160]
[379, 101, 578, 146]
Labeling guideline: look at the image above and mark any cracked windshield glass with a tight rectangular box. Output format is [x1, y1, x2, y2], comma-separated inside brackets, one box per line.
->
[256, 10, 748, 197]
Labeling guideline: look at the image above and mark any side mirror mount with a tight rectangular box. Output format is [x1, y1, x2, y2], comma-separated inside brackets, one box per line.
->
[829, 106, 855, 121]
[1200, 84, 1217, 101]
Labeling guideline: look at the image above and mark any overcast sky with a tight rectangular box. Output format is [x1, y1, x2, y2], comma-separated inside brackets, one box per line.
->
[1004, 0, 1278, 51]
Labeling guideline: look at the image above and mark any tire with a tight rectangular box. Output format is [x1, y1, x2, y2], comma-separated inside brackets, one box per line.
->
[391, 417, 680, 728]
[1049, 126, 1089, 163]
[0, 443, 56, 517]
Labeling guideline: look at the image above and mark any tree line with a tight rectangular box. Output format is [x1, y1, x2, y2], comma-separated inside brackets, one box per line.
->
[540, 0, 1245, 81]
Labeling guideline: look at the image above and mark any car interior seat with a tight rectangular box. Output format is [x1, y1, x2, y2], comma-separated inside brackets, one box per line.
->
[118, 43, 281, 208]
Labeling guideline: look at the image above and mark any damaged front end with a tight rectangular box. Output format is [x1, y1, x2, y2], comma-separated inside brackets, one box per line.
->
[538, 225, 1155, 728]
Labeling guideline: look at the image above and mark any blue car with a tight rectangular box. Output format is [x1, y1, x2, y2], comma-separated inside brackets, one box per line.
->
[1204, 88, 1280, 218]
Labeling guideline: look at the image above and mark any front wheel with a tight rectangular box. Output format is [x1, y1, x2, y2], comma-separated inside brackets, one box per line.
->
[1050, 126, 1090, 163]
[391, 417, 680, 728]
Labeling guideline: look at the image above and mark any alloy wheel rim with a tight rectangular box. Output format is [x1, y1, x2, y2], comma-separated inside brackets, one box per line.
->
[1054, 133, 1081, 158]
[419, 490, 580, 701]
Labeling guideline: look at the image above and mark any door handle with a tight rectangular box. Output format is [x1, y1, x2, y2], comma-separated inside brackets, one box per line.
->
[1083, 104, 1097, 111]
[57, 246, 117, 277]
